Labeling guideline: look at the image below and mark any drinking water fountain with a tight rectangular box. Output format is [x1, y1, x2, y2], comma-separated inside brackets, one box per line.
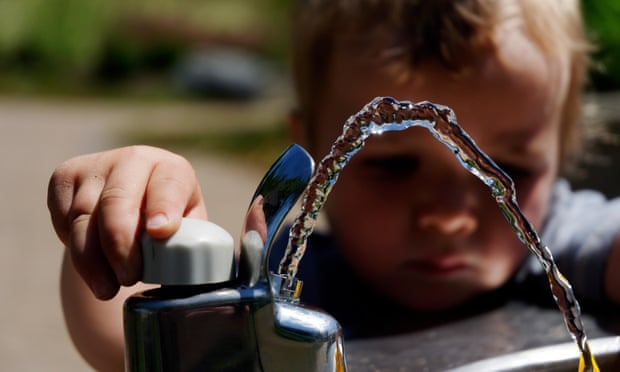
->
[122, 96, 611, 371]
[123, 144, 347, 372]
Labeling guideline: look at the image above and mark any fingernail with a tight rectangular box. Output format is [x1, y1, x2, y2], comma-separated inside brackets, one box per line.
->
[147, 213, 169, 229]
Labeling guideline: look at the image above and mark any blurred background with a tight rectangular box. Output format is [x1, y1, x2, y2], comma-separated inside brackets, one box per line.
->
[0, 0, 619, 370]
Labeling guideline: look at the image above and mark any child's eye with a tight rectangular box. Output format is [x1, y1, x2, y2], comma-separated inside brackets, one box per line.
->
[361, 155, 419, 180]
[495, 163, 534, 182]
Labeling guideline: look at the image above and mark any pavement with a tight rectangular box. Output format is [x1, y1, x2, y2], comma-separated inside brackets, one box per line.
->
[0, 96, 272, 371]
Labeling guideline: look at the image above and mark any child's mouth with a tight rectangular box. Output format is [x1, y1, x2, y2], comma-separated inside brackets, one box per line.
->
[405, 255, 468, 276]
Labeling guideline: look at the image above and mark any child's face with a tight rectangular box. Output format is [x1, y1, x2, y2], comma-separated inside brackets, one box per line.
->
[294, 20, 569, 310]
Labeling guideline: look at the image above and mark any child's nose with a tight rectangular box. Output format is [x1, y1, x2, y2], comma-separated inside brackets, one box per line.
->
[418, 209, 478, 236]
[415, 176, 479, 237]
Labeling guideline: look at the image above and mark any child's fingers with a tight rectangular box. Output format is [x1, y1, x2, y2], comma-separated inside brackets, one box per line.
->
[95, 147, 206, 286]
[48, 153, 121, 299]
[47, 160, 85, 246]
[49, 145, 206, 298]
[143, 154, 208, 239]
[69, 212, 120, 300]
[96, 155, 155, 286]
[62, 162, 121, 298]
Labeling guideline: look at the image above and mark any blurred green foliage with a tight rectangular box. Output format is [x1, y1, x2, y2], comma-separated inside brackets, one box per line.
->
[0, 0, 292, 94]
[0, 1, 619, 93]
[583, 1, 620, 91]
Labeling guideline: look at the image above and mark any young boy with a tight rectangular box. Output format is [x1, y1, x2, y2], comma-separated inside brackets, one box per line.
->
[47, 0, 620, 370]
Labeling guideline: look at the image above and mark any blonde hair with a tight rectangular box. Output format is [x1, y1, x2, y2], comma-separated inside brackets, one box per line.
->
[290, 0, 591, 172]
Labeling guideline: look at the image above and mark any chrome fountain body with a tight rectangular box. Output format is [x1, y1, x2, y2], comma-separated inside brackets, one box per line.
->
[123, 144, 346, 371]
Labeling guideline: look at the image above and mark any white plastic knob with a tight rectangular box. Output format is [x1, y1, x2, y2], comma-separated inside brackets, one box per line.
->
[141, 218, 235, 285]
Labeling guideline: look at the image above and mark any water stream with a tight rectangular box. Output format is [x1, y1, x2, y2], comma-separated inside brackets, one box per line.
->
[278, 97, 598, 371]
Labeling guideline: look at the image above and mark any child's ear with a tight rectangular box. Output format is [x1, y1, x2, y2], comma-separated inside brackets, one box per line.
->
[287, 109, 310, 149]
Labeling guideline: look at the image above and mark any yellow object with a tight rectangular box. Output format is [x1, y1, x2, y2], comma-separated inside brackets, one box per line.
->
[578, 352, 600, 372]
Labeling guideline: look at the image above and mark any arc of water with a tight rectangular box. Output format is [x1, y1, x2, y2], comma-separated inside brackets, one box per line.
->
[278, 96, 597, 371]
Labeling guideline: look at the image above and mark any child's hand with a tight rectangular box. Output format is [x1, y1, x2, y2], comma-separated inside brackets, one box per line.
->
[48, 145, 207, 300]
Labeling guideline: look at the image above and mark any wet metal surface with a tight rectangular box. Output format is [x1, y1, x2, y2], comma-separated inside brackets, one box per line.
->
[345, 302, 619, 371]
[452, 336, 620, 371]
